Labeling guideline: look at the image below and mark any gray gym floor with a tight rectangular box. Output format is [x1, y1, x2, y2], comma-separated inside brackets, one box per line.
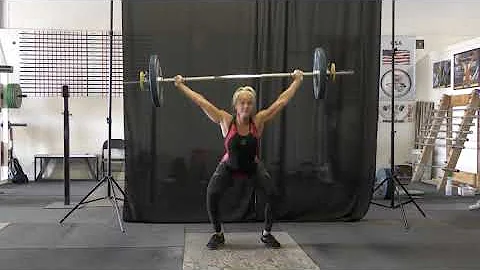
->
[1, 181, 479, 270]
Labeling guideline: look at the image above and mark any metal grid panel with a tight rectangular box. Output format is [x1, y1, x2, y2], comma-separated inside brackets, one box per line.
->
[19, 30, 123, 97]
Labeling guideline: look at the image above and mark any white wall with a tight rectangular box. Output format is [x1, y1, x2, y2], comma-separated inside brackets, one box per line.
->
[1, 0, 123, 180]
[377, 0, 480, 172]
[381, 1, 480, 37]
[4, 0, 122, 31]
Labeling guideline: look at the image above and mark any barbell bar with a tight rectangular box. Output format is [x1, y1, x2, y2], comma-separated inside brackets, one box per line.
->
[129, 47, 355, 107]
[152, 70, 354, 82]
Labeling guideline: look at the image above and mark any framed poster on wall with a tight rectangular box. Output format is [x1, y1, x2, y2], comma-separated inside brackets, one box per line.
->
[454, 48, 480, 90]
[433, 60, 451, 88]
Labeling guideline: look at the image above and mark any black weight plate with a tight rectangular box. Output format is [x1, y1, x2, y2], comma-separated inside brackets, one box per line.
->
[149, 55, 163, 107]
[313, 48, 327, 99]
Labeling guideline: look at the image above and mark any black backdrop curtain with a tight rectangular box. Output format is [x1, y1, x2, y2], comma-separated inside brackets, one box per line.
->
[122, 0, 381, 223]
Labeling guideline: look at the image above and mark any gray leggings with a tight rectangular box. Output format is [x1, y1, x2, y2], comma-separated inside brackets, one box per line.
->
[206, 161, 279, 233]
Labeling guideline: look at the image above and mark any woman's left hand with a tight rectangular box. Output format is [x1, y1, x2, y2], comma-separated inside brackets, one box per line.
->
[292, 69, 304, 82]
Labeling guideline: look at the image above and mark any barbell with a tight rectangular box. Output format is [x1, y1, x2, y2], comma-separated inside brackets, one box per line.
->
[129, 47, 355, 107]
[1, 47, 355, 109]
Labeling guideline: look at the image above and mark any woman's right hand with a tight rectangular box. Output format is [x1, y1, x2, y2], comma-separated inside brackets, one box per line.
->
[292, 69, 304, 82]
[174, 75, 185, 87]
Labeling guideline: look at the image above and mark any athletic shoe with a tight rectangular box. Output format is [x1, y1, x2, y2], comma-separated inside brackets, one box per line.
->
[206, 233, 225, 250]
[261, 233, 281, 248]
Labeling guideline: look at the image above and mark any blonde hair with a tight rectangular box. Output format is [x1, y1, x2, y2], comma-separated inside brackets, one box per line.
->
[232, 86, 256, 109]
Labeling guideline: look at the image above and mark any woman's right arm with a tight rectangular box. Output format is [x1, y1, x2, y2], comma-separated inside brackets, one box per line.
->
[174, 75, 230, 124]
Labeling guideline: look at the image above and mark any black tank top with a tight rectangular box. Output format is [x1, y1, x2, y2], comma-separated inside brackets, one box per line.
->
[222, 116, 259, 173]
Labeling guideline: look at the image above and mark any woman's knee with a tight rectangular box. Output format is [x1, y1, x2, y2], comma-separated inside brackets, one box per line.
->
[256, 163, 281, 198]
[207, 162, 231, 196]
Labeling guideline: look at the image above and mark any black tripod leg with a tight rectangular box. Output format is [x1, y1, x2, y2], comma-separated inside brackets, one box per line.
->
[394, 177, 427, 218]
[108, 177, 125, 232]
[370, 177, 396, 208]
[394, 181, 409, 230]
[110, 177, 126, 198]
[59, 177, 106, 224]
[373, 178, 389, 193]
[110, 177, 136, 217]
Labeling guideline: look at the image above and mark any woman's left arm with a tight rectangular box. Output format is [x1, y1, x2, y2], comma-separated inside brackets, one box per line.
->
[255, 70, 303, 125]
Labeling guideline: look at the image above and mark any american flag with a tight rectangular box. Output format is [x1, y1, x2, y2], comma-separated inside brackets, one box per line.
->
[382, 49, 411, 65]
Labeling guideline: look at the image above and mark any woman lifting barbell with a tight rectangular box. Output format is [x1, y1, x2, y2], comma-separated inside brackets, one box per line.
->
[174, 70, 303, 250]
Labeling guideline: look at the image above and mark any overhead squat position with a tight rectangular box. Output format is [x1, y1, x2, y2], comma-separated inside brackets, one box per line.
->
[174, 69, 304, 249]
